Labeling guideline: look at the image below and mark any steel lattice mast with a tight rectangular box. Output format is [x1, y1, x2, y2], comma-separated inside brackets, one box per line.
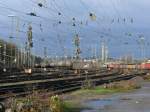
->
[74, 34, 81, 59]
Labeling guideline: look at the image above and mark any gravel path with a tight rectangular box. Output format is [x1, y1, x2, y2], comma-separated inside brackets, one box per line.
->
[81, 81, 150, 112]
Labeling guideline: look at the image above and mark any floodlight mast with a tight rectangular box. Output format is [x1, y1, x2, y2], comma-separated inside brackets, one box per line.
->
[139, 36, 145, 62]
[8, 15, 16, 70]
[8, 15, 21, 68]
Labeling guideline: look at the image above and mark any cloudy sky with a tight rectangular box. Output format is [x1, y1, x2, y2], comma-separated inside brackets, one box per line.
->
[0, 0, 150, 59]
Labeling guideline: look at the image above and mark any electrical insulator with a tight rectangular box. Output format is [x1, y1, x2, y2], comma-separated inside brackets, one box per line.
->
[58, 12, 61, 15]
[27, 12, 37, 17]
[72, 23, 76, 26]
[58, 21, 62, 24]
[72, 17, 75, 21]
[77, 48, 81, 54]
[89, 12, 96, 21]
[38, 3, 43, 7]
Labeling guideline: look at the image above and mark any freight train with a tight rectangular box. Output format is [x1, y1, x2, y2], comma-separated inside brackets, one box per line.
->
[35, 59, 101, 70]
[0, 58, 102, 74]
[107, 62, 150, 70]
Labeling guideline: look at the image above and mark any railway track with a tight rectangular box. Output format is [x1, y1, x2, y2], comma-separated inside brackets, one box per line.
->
[0, 69, 147, 101]
[0, 69, 107, 83]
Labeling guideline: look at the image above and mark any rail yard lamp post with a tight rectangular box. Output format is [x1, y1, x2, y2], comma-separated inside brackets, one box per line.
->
[101, 41, 108, 64]
[0, 45, 2, 63]
[3, 43, 6, 72]
[8, 15, 15, 69]
[43, 46, 47, 70]
[15, 16, 20, 68]
[8, 15, 20, 68]
[139, 36, 145, 62]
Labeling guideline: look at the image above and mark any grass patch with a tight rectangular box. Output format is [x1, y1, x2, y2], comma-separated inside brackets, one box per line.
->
[94, 87, 121, 94]
[63, 101, 83, 112]
[143, 74, 150, 81]
[71, 87, 118, 96]
[72, 87, 122, 96]
[71, 83, 140, 97]
[74, 87, 116, 95]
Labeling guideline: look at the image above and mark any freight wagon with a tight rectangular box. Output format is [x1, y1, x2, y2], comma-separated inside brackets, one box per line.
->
[107, 63, 144, 70]
[141, 63, 150, 70]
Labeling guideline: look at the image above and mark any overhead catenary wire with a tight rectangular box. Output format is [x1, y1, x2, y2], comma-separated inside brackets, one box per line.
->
[0, 0, 148, 58]
[0, 1, 60, 22]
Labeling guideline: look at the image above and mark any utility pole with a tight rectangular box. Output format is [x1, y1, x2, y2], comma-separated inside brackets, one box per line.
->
[25, 42, 28, 67]
[139, 36, 145, 62]
[19, 47, 22, 67]
[101, 41, 108, 64]
[101, 42, 105, 63]
[3, 43, 6, 72]
[15, 17, 20, 68]
[0, 43, 2, 63]
[94, 45, 97, 60]
[44, 46, 47, 68]
[105, 46, 108, 63]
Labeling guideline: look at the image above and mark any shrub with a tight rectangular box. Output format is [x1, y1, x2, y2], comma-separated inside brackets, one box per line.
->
[49, 95, 64, 112]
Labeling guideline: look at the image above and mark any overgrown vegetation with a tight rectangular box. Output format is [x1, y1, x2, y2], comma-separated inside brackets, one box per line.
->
[5, 92, 79, 112]
[82, 78, 95, 89]
[4, 77, 142, 112]
[71, 87, 117, 96]
[143, 73, 150, 81]
[62, 101, 83, 112]
[102, 80, 141, 91]
[73, 78, 142, 97]
[0, 39, 43, 69]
